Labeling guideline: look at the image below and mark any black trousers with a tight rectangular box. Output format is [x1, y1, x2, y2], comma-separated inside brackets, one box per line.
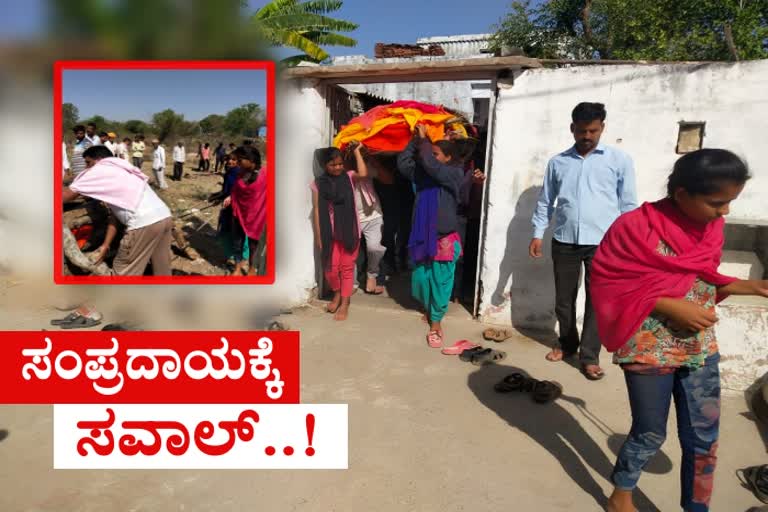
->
[373, 181, 398, 285]
[173, 162, 184, 181]
[551, 239, 601, 365]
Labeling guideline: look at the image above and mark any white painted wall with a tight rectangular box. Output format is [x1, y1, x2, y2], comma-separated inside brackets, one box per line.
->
[0, 80, 322, 316]
[478, 61, 768, 391]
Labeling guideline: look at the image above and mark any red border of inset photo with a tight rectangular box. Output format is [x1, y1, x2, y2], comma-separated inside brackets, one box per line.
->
[54, 60, 276, 285]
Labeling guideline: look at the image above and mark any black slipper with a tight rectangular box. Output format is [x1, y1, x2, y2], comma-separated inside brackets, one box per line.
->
[471, 348, 507, 366]
[59, 316, 101, 329]
[459, 346, 485, 362]
[581, 365, 605, 381]
[738, 465, 768, 504]
[494, 373, 528, 393]
[50, 312, 81, 326]
[532, 380, 563, 403]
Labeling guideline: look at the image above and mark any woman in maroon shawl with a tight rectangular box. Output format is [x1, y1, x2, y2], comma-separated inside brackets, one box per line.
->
[223, 146, 267, 276]
[591, 149, 767, 512]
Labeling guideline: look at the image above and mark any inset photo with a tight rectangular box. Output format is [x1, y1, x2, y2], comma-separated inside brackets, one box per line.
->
[54, 61, 275, 284]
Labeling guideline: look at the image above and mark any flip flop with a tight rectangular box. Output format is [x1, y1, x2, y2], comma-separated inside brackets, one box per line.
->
[494, 372, 529, 392]
[581, 365, 605, 381]
[50, 312, 82, 326]
[59, 316, 102, 329]
[459, 346, 485, 362]
[532, 380, 563, 403]
[426, 330, 443, 348]
[471, 348, 507, 366]
[738, 465, 768, 504]
[482, 328, 513, 342]
[441, 340, 478, 355]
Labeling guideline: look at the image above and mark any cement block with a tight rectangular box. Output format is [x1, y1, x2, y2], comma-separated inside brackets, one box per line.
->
[719, 250, 765, 280]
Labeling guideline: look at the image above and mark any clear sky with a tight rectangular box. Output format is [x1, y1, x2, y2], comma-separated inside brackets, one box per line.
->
[249, 0, 515, 58]
[62, 70, 267, 122]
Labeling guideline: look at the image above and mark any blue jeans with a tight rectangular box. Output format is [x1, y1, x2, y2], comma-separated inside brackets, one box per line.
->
[612, 355, 720, 511]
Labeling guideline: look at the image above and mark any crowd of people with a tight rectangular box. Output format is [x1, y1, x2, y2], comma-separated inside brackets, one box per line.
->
[313, 101, 768, 512]
[61, 122, 267, 276]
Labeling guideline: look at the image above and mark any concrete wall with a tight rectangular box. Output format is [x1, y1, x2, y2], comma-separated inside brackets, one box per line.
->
[332, 55, 491, 119]
[478, 61, 768, 391]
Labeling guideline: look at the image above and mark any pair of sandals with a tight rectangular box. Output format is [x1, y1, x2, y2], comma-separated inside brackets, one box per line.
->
[494, 372, 563, 404]
[458, 345, 507, 366]
[50, 312, 101, 329]
[482, 328, 513, 343]
[738, 465, 768, 505]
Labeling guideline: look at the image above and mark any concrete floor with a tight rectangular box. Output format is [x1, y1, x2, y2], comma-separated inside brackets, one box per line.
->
[1, 284, 768, 511]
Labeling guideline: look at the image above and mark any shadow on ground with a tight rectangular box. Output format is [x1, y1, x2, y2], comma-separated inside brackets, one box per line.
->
[468, 363, 664, 511]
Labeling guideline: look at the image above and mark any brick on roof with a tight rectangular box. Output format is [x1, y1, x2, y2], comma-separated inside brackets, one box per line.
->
[374, 43, 445, 59]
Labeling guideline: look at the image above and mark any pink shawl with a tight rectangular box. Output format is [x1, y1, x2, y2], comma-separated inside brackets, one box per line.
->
[590, 199, 738, 352]
[232, 168, 268, 240]
[69, 157, 149, 211]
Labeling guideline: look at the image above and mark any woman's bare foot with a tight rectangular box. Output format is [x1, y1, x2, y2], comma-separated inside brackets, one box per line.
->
[230, 262, 245, 276]
[246, 266, 257, 276]
[327, 292, 341, 314]
[365, 276, 376, 293]
[334, 297, 350, 321]
[545, 347, 568, 362]
[430, 321, 443, 338]
[606, 489, 635, 512]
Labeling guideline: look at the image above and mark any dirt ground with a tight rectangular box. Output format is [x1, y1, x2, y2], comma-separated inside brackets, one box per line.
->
[146, 156, 230, 276]
[1, 281, 768, 511]
[64, 153, 235, 276]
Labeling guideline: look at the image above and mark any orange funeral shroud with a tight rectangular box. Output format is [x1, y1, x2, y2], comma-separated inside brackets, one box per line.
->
[333, 100, 465, 152]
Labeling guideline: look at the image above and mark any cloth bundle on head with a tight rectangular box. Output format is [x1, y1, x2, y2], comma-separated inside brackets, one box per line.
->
[333, 100, 460, 152]
[590, 198, 738, 352]
[231, 167, 268, 241]
[69, 157, 149, 211]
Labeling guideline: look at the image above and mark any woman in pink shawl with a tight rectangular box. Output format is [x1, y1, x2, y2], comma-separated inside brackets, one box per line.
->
[223, 146, 267, 276]
[591, 149, 767, 512]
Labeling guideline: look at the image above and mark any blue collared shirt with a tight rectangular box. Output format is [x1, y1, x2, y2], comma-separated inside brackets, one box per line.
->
[532, 143, 638, 245]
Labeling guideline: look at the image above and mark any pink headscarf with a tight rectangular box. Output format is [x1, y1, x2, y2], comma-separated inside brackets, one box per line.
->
[69, 157, 149, 211]
[231, 167, 268, 240]
[590, 199, 738, 352]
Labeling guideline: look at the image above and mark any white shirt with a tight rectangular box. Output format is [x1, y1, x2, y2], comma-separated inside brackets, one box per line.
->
[153, 146, 166, 169]
[354, 179, 382, 222]
[116, 142, 130, 160]
[173, 146, 186, 163]
[62, 141, 70, 176]
[104, 140, 118, 156]
[86, 134, 101, 146]
[108, 183, 171, 231]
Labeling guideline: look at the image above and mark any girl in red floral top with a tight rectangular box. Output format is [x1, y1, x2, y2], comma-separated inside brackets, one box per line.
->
[591, 149, 768, 512]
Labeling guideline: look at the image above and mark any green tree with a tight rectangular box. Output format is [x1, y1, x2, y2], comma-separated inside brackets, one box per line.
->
[199, 114, 226, 135]
[223, 103, 265, 137]
[491, 0, 768, 61]
[124, 120, 150, 135]
[253, 0, 358, 65]
[80, 115, 109, 130]
[152, 109, 186, 143]
[62, 103, 79, 134]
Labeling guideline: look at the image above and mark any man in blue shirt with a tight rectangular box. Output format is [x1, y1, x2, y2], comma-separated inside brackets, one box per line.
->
[530, 102, 638, 380]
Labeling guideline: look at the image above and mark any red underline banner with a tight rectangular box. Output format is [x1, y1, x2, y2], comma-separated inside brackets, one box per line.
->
[0, 331, 300, 404]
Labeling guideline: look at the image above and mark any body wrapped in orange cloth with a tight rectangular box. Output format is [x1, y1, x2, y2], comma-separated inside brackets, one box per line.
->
[333, 100, 466, 152]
